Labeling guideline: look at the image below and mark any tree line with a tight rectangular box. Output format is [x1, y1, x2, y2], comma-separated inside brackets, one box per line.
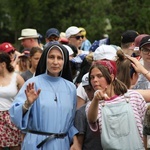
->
[0, 0, 150, 49]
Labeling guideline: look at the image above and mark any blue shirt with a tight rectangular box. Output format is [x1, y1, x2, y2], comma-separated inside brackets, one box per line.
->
[81, 39, 91, 51]
[9, 73, 78, 150]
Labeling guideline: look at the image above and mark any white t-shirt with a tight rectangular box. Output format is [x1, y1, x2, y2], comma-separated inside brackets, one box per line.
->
[77, 83, 89, 102]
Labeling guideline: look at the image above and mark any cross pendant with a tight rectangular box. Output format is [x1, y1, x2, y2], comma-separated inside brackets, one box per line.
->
[54, 95, 57, 102]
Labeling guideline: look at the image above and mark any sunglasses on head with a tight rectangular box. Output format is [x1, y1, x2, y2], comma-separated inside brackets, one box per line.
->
[71, 35, 84, 40]
[8, 50, 15, 55]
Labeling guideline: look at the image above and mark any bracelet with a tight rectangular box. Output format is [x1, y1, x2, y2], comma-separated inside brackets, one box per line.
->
[23, 103, 29, 110]
[23, 100, 31, 111]
[25, 100, 31, 107]
[144, 71, 150, 76]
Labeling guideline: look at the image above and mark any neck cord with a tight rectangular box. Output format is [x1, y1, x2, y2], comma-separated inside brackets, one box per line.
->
[48, 81, 59, 102]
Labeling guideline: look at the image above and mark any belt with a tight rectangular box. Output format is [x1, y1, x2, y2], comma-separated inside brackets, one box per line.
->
[24, 130, 67, 149]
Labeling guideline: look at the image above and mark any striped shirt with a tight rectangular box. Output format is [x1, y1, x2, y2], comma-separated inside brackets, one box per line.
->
[86, 90, 147, 140]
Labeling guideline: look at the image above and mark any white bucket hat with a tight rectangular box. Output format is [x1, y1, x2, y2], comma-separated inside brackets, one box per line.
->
[18, 28, 39, 40]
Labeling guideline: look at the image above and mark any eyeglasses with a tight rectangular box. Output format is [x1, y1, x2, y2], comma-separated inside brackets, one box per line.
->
[71, 35, 84, 40]
[8, 50, 15, 55]
[141, 47, 150, 55]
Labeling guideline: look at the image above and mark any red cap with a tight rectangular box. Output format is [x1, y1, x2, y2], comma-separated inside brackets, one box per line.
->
[134, 34, 149, 50]
[0, 42, 16, 53]
[59, 37, 69, 44]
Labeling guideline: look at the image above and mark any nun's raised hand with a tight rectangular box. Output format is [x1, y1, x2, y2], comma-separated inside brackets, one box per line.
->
[25, 82, 41, 105]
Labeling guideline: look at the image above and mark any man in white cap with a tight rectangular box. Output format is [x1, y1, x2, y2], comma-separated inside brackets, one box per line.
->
[18, 28, 41, 49]
[65, 26, 88, 55]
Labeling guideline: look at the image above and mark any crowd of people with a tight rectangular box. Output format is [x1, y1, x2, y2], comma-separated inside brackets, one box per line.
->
[0, 26, 150, 150]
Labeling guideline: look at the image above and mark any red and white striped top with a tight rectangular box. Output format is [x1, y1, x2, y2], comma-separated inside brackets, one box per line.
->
[86, 90, 147, 140]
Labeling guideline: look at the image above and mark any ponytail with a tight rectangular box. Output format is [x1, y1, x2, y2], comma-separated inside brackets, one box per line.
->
[112, 78, 128, 95]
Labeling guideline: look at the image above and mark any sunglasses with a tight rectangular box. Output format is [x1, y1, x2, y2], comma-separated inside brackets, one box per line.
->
[8, 50, 15, 55]
[71, 35, 84, 40]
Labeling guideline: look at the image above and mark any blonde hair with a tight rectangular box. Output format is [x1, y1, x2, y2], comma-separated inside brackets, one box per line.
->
[79, 27, 86, 36]
[86, 52, 93, 63]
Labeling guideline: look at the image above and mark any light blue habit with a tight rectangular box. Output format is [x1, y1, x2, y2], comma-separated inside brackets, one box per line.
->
[9, 73, 78, 150]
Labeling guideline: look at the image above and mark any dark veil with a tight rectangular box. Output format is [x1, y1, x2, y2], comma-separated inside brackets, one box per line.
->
[35, 41, 73, 82]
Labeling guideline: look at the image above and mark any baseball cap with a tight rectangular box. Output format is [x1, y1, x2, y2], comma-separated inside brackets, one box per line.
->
[82, 73, 89, 87]
[139, 35, 150, 49]
[19, 48, 30, 58]
[0, 42, 16, 53]
[45, 28, 60, 38]
[134, 34, 149, 50]
[121, 30, 139, 43]
[63, 44, 74, 55]
[93, 45, 117, 61]
[65, 26, 82, 38]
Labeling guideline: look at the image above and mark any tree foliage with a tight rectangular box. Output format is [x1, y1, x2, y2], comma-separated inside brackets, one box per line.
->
[0, 0, 150, 47]
[109, 0, 150, 45]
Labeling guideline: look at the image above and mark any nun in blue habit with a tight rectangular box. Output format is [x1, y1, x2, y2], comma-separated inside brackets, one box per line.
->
[9, 41, 78, 150]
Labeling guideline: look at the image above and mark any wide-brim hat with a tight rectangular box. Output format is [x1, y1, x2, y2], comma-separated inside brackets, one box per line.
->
[18, 28, 39, 40]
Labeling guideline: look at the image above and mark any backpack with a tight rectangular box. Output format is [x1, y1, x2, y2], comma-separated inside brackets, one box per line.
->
[101, 92, 144, 150]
